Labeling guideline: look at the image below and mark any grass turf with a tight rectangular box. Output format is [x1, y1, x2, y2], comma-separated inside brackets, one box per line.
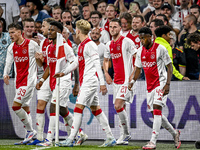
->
[0, 140, 196, 150]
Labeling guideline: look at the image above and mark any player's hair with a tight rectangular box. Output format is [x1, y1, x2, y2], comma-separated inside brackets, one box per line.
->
[186, 14, 197, 25]
[50, 21, 63, 32]
[76, 19, 91, 35]
[133, 15, 145, 23]
[22, 17, 34, 26]
[155, 25, 172, 37]
[120, 12, 132, 25]
[8, 23, 23, 31]
[150, 19, 164, 27]
[138, 27, 152, 35]
[43, 18, 55, 24]
[110, 18, 121, 26]
[187, 32, 200, 45]
[90, 11, 102, 19]
[156, 14, 169, 24]
[190, 4, 200, 13]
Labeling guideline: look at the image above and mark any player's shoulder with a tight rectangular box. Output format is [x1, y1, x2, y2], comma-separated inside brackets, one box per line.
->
[136, 46, 143, 56]
[8, 42, 14, 51]
[30, 39, 39, 47]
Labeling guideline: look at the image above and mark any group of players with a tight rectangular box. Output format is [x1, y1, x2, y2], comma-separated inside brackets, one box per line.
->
[3, 16, 190, 149]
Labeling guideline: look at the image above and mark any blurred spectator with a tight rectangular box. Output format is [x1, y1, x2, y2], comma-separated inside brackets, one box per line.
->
[170, 31, 187, 80]
[18, 7, 31, 28]
[0, 6, 3, 17]
[119, 12, 132, 36]
[114, 0, 129, 16]
[35, 21, 42, 34]
[179, 14, 200, 80]
[90, 11, 110, 44]
[141, 0, 155, 14]
[190, 4, 200, 29]
[52, 6, 62, 22]
[145, 0, 164, 25]
[26, 0, 51, 22]
[0, 17, 12, 78]
[149, 19, 164, 40]
[128, 2, 142, 17]
[187, 32, 200, 51]
[0, 0, 20, 29]
[97, 0, 107, 19]
[156, 14, 169, 25]
[71, 4, 82, 28]
[83, 4, 91, 21]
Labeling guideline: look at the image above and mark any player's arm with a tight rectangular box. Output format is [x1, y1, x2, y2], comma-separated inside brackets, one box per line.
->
[3, 45, 14, 85]
[103, 57, 113, 85]
[35, 52, 44, 67]
[73, 67, 79, 96]
[128, 66, 141, 91]
[36, 65, 50, 90]
[163, 62, 173, 96]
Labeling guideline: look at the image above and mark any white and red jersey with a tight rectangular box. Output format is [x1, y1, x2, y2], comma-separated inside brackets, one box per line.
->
[126, 30, 142, 49]
[47, 42, 75, 91]
[40, 38, 50, 71]
[101, 19, 112, 40]
[97, 43, 107, 67]
[105, 36, 137, 84]
[135, 43, 172, 92]
[78, 37, 105, 87]
[4, 39, 40, 89]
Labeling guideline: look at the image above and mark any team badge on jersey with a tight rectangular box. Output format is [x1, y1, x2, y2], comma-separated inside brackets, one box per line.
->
[22, 49, 27, 54]
[151, 53, 155, 59]
[117, 44, 121, 50]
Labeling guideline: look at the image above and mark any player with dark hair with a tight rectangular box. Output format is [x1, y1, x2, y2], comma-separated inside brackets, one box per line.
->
[129, 27, 181, 150]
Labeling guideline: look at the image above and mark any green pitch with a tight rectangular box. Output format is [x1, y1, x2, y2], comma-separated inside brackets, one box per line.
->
[0, 140, 196, 150]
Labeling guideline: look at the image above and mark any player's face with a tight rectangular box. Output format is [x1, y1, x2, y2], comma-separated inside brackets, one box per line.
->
[132, 17, 144, 32]
[91, 14, 101, 27]
[48, 25, 58, 40]
[106, 6, 116, 20]
[109, 21, 121, 37]
[41, 21, 49, 37]
[83, 6, 90, 20]
[97, 2, 107, 15]
[23, 21, 35, 38]
[90, 28, 101, 42]
[139, 34, 152, 48]
[52, 9, 62, 22]
[190, 41, 200, 51]
[62, 12, 72, 23]
[75, 27, 80, 39]
[121, 18, 130, 31]
[9, 28, 21, 42]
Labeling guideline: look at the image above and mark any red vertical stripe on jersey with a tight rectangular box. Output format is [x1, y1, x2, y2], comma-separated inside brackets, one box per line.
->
[141, 43, 160, 92]
[57, 45, 65, 59]
[126, 31, 141, 49]
[13, 39, 30, 89]
[109, 36, 125, 84]
[67, 39, 72, 48]
[78, 38, 91, 86]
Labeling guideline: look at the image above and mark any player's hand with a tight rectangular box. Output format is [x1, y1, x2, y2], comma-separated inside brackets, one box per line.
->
[162, 84, 170, 96]
[105, 73, 113, 85]
[128, 83, 133, 91]
[36, 81, 43, 90]
[182, 76, 190, 80]
[3, 75, 10, 85]
[100, 85, 107, 95]
[35, 52, 44, 60]
[53, 73, 65, 78]
[72, 83, 79, 96]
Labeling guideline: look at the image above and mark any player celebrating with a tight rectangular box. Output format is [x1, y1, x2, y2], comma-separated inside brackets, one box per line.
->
[55, 19, 116, 147]
[128, 27, 181, 150]
[103, 18, 137, 145]
[36, 21, 87, 146]
[4, 23, 40, 144]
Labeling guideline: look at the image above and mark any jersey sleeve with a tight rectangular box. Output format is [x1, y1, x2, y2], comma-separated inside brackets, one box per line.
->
[134, 47, 142, 68]
[104, 41, 111, 59]
[160, 45, 172, 66]
[3, 44, 14, 76]
[64, 43, 75, 63]
[127, 38, 137, 55]
[31, 40, 40, 53]
[46, 46, 50, 65]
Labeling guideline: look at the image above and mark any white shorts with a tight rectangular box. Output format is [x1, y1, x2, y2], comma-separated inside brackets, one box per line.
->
[76, 86, 99, 107]
[14, 86, 35, 107]
[147, 83, 167, 112]
[113, 83, 134, 104]
[51, 88, 70, 107]
[37, 77, 52, 102]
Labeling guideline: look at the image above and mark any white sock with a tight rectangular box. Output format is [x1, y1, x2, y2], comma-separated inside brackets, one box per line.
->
[68, 107, 83, 140]
[117, 108, 129, 135]
[162, 115, 176, 137]
[36, 109, 45, 141]
[46, 113, 56, 142]
[63, 111, 74, 136]
[12, 106, 33, 132]
[93, 109, 113, 139]
[27, 111, 32, 128]
[150, 109, 162, 144]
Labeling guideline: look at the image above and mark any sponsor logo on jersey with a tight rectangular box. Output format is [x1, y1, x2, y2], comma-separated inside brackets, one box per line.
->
[14, 56, 28, 62]
[111, 53, 121, 59]
[142, 61, 156, 68]
[78, 56, 84, 61]
[48, 57, 57, 63]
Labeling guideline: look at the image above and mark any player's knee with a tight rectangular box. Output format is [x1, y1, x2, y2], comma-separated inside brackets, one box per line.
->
[115, 105, 124, 112]
[12, 106, 21, 111]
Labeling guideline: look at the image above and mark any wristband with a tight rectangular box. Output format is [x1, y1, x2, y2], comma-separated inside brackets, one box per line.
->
[130, 79, 136, 84]
[40, 78, 45, 82]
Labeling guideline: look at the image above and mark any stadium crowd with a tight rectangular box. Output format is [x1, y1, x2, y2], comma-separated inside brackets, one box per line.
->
[1, 0, 200, 149]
